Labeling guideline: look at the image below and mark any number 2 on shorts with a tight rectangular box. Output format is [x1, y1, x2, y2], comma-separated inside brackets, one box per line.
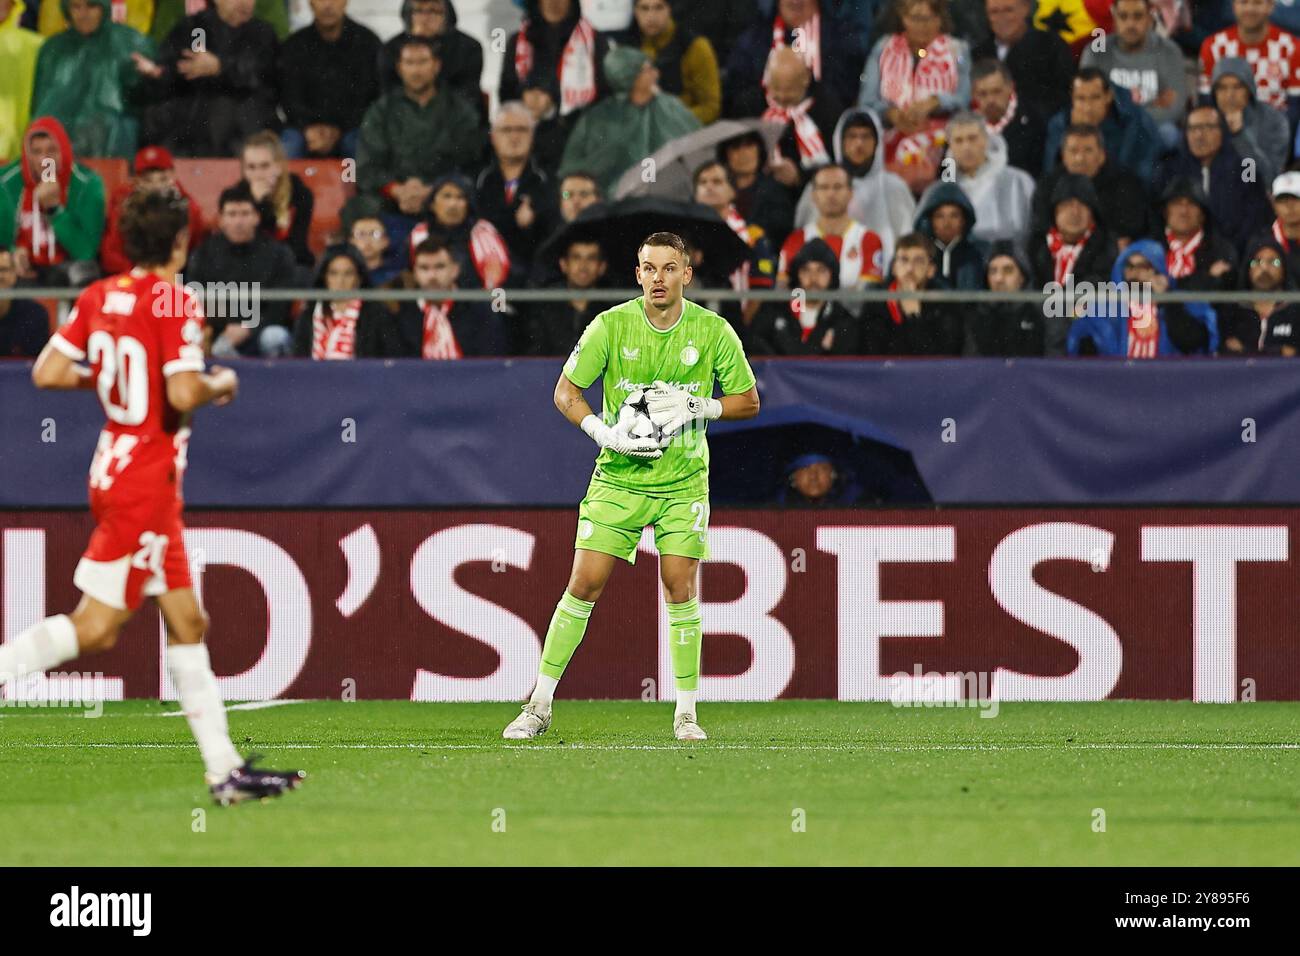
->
[690, 500, 709, 539]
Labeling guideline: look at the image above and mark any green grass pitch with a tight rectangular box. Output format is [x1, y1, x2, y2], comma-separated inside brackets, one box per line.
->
[1, 700, 1297, 866]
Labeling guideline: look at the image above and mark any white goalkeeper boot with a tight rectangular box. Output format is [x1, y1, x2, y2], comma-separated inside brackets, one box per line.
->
[673, 712, 707, 741]
[503, 702, 551, 740]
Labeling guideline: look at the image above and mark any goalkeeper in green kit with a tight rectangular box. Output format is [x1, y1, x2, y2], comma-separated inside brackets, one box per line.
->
[503, 232, 760, 742]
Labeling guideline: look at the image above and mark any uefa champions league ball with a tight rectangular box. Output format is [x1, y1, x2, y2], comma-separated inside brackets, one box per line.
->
[619, 389, 666, 446]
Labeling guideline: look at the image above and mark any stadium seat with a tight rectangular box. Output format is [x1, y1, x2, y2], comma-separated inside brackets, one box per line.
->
[170, 158, 352, 258]
[172, 159, 242, 227]
[288, 159, 353, 256]
[79, 157, 129, 200]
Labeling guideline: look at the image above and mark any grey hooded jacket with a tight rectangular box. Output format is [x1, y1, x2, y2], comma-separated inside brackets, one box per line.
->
[1209, 56, 1289, 188]
[793, 107, 916, 267]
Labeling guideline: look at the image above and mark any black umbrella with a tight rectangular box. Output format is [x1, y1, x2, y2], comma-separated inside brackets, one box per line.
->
[537, 198, 754, 276]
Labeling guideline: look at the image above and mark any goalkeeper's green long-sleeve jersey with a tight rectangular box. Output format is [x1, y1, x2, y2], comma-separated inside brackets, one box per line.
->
[563, 296, 756, 499]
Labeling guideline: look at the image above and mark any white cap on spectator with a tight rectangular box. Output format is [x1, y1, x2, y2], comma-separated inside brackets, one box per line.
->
[1272, 171, 1300, 200]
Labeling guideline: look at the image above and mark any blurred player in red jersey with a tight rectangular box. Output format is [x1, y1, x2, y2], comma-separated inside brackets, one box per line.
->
[1, 190, 304, 805]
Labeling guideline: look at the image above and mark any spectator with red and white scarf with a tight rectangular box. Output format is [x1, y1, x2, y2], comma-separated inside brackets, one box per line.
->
[717, 129, 797, 251]
[692, 159, 777, 331]
[498, 0, 608, 119]
[972, 0, 1073, 120]
[859, 0, 972, 193]
[406, 173, 511, 291]
[292, 244, 393, 359]
[750, 237, 865, 355]
[1154, 177, 1237, 293]
[1068, 238, 1218, 357]
[1253, 171, 1300, 290]
[731, 46, 845, 195]
[971, 58, 1047, 177]
[1033, 124, 1149, 247]
[861, 232, 963, 355]
[0, 115, 104, 286]
[391, 236, 506, 357]
[1029, 173, 1116, 290]
[724, 0, 862, 117]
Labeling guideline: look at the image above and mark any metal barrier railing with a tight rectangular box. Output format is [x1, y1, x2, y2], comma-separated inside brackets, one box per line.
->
[4, 286, 1300, 304]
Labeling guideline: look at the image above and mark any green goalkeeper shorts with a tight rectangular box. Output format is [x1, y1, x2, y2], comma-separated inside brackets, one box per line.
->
[574, 478, 710, 564]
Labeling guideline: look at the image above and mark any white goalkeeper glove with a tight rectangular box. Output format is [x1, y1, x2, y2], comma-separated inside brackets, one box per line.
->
[645, 379, 722, 441]
[581, 413, 663, 459]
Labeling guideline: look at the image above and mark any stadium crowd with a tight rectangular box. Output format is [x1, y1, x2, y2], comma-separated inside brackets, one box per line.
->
[2, 0, 1300, 360]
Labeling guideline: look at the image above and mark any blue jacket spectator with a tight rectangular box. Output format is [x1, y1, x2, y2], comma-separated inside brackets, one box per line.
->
[1069, 238, 1219, 356]
[776, 452, 867, 506]
[1043, 69, 1161, 185]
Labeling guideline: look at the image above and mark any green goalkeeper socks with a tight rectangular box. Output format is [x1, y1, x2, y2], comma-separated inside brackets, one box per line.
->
[538, 591, 596, 680]
[538, 593, 700, 692]
[667, 597, 702, 693]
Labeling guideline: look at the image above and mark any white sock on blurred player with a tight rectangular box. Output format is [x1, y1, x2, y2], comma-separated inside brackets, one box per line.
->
[675, 689, 697, 717]
[0, 615, 79, 686]
[530, 675, 559, 710]
[167, 643, 242, 783]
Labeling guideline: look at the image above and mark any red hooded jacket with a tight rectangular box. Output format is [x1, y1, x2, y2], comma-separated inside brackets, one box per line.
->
[0, 116, 106, 266]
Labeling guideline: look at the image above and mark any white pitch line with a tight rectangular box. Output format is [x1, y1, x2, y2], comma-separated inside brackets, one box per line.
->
[153, 700, 309, 718]
[1, 742, 1297, 752]
[0, 700, 311, 719]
